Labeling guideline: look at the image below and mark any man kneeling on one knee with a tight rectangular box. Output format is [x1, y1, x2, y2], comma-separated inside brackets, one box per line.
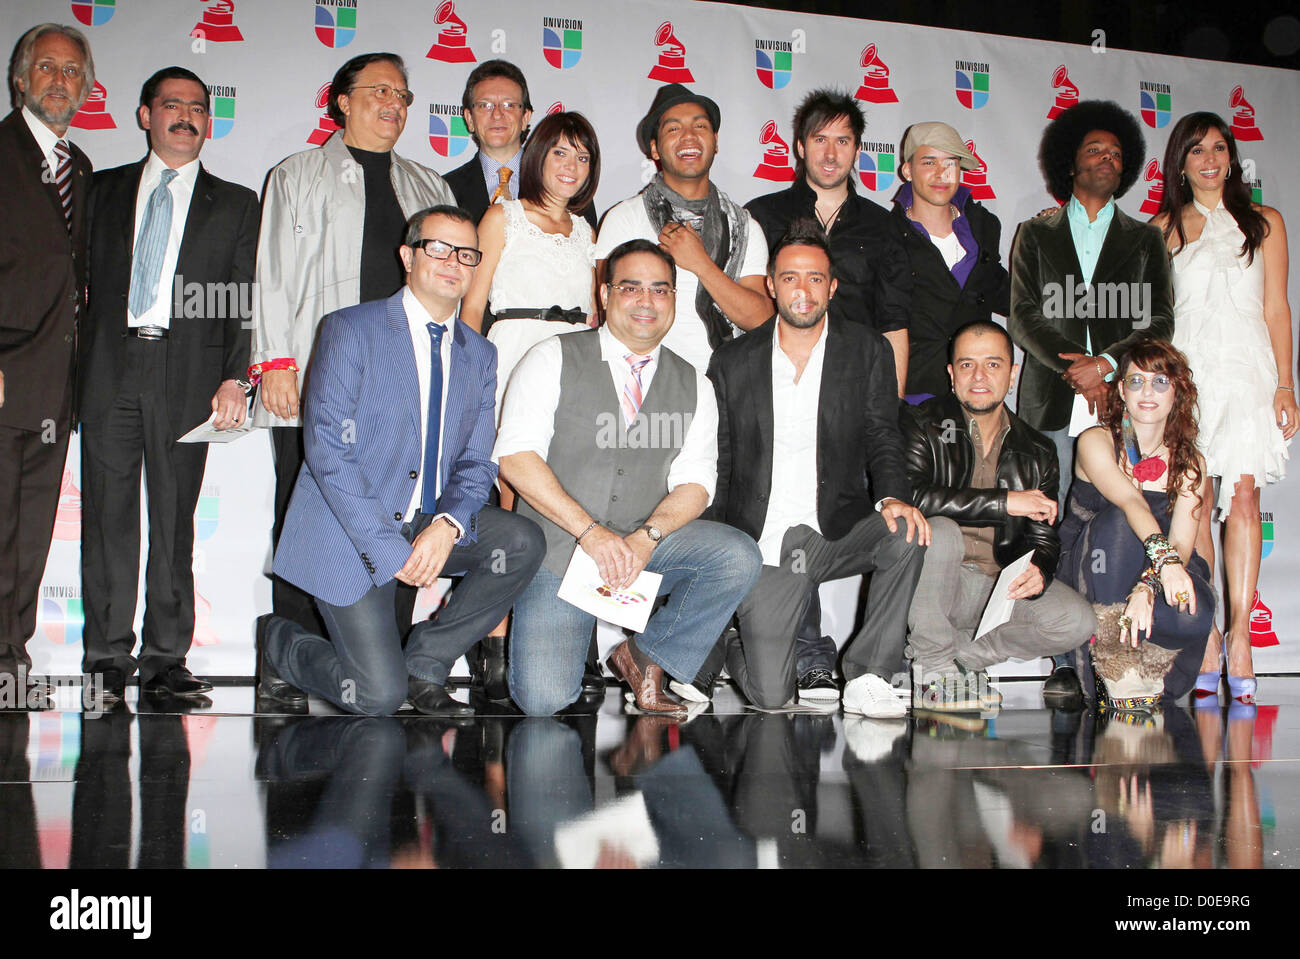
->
[904, 320, 1096, 710]
[496, 239, 762, 716]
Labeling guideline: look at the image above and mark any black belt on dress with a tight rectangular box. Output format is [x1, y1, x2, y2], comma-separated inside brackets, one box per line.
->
[493, 305, 587, 324]
[126, 325, 169, 340]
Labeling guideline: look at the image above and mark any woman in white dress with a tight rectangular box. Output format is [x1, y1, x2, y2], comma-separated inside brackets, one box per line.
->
[460, 112, 600, 687]
[462, 110, 600, 417]
[1152, 111, 1296, 703]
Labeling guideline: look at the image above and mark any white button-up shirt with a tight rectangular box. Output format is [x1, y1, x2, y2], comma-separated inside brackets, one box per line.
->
[128, 152, 200, 328]
[493, 325, 718, 501]
[402, 287, 458, 527]
[758, 321, 827, 566]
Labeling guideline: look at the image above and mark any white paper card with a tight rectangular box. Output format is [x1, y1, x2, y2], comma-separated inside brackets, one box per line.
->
[178, 412, 257, 444]
[974, 550, 1035, 640]
[557, 547, 663, 634]
[1067, 391, 1099, 437]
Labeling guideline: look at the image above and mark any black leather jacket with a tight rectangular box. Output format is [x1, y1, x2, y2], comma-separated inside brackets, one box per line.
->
[902, 393, 1060, 590]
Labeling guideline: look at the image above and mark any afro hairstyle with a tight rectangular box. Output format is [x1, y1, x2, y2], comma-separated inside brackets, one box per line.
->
[1038, 99, 1145, 203]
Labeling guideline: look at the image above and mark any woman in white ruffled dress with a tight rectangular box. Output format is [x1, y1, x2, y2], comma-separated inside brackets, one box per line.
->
[462, 110, 600, 417]
[1152, 111, 1296, 703]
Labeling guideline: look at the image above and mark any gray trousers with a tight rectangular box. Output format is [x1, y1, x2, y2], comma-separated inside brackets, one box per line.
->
[729, 514, 925, 709]
[907, 516, 1095, 674]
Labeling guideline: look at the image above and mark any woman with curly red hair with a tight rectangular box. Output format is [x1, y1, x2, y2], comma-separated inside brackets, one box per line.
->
[1056, 341, 1214, 705]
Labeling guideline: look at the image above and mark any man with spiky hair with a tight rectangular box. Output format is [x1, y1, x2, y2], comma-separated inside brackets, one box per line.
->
[1007, 99, 1173, 705]
[0, 23, 95, 710]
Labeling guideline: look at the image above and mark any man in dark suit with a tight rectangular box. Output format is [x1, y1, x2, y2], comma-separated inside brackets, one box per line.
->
[260, 206, 545, 717]
[708, 221, 929, 716]
[1008, 100, 1173, 702]
[0, 23, 94, 709]
[443, 59, 596, 232]
[79, 66, 259, 704]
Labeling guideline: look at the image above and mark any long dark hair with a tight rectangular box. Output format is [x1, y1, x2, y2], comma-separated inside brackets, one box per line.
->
[1099, 341, 1203, 516]
[1159, 111, 1268, 263]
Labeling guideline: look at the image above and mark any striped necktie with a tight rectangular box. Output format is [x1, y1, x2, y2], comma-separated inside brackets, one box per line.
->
[128, 168, 178, 319]
[52, 139, 73, 232]
[622, 352, 653, 427]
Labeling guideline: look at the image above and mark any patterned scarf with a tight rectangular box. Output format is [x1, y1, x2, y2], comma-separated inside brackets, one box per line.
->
[641, 172, 749, 351]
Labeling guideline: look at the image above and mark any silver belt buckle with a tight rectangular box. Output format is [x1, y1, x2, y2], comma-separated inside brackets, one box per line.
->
[135, 325, 165, 340]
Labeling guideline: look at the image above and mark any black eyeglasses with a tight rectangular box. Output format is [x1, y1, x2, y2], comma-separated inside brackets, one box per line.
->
[410, 238, 482, 266]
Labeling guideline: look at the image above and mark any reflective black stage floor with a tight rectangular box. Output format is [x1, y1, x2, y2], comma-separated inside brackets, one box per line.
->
[4, 679, 1299, 870]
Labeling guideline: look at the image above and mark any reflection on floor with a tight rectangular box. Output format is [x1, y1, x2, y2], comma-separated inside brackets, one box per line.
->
[3, 678, 1298, 868]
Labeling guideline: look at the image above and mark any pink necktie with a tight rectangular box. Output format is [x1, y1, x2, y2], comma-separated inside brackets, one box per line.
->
[622, 353, 653, 427]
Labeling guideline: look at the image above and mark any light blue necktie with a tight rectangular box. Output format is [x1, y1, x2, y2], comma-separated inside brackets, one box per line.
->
[128, 168, 178, 318]
[421, 322, 446, 514]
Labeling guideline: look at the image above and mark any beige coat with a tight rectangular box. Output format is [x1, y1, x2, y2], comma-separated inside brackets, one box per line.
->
[250, 131, 453, 427]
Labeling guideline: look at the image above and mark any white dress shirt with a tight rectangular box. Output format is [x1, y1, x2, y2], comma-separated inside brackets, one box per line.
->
[758, 322, 827, 566]
[128, 152, 200, 328]
[493, 325, 718, 501]
[401, 286, 461, 532]
[22, 105, 63, 174]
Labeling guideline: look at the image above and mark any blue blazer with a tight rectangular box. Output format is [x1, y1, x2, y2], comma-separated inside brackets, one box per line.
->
[273, 290, 498, 606]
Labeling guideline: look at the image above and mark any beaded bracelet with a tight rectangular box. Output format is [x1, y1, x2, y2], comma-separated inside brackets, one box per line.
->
[1142, 532, 1183, 574]
[1140, 565, 1161, 593]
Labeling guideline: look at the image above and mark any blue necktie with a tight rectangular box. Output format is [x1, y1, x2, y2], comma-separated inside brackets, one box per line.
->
[128, 168, 178, 318]
[421, 321, 446, 514]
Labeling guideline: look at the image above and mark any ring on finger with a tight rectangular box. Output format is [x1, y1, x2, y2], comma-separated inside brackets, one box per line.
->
[1174, 590, 1190, 604]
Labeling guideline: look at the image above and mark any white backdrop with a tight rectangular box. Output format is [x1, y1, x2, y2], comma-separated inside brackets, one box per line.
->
[8, 0, 1298, 676]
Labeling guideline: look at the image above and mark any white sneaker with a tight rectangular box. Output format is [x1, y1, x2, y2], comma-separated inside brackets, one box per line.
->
[842, 673, 907, 718]
[667, 679, 711, 704]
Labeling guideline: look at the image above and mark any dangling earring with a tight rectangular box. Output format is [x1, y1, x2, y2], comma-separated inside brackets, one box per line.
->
[1180, 171, 1186, 185]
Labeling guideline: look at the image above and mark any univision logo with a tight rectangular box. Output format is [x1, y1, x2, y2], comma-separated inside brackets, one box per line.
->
[543, 16, 583, 70]
[1140, 81, 1172, 129]
[40, 586, 84, 646]
[71, 0, 115, 27]
[1262, 510, 1274, 559]
[428, 103, 471, 157]
[857, 140, 895, 192]
[196, 487, 220, 541]
[955, 60, 989, 109]
[755, 39, 793, 89]
[315, 0, 358, 49]
[206, 84, 236, 139]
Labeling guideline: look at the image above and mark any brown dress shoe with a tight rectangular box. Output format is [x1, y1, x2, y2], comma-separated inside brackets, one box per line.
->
[606, 641, 685, 715]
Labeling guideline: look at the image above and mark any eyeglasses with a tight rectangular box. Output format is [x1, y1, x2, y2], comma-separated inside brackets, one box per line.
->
[1123, 373, 1172, 393]
[350, 84, 414, 107]
[35, 61, 84, 81]
[471, 99, 524, 114]
[410, 238, 482, 266]
[608, 283, 675, 300]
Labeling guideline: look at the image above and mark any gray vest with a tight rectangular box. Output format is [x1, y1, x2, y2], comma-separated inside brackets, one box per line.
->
[518, 330, 697, 576]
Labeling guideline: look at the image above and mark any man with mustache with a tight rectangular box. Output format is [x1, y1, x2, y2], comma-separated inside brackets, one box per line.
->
[0, 23, 95, 710]
[79, 66, 259, 704]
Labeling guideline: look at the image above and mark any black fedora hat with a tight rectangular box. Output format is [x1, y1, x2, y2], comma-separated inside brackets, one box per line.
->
[636, 83, 721, 158]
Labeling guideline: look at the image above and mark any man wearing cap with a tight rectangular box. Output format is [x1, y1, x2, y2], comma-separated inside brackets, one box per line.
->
[892, 121, 1009, 405]
[746, 89, 911, 396]
[593, 83, 772, 374]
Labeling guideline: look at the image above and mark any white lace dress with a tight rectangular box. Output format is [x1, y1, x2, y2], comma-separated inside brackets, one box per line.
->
[1171, 199, 1289, 517]
[487, 199, 594, 417]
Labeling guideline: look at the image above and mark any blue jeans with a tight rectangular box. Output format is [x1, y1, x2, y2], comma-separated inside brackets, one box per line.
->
[266, 506, 545, 715]
[508, 519, 762, 716]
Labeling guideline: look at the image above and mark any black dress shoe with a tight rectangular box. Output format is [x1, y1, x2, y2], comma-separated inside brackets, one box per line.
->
[407, 677, 475, 717]
[144, 664, 214, 698]
[90, 666, 128, 704]
[1042, 665, 1084, 709]
[480, 635, 510, 702]
[255, 614, 309, 710]
[581, 658, 605, 694]
[0, 671, 54, 711]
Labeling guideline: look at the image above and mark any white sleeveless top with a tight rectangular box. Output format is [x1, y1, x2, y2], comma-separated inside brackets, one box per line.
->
[487, 198, 594, 313]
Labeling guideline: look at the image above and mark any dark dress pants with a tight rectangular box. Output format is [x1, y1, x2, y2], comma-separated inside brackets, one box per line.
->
[0, 400, 71, 674]
[80, 337, 208, 682]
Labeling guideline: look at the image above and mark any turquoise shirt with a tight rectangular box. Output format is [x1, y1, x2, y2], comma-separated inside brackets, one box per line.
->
[1065, 195, 1116, 378]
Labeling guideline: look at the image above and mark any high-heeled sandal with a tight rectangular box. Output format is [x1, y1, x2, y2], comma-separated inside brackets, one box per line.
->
[1224, 631, 1257, 704]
